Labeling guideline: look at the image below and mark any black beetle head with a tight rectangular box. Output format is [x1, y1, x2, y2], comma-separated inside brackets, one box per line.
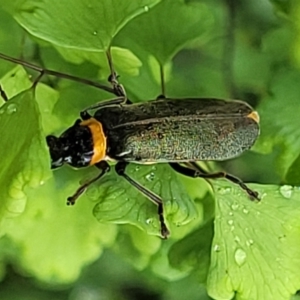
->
[46, 120, 94, 169]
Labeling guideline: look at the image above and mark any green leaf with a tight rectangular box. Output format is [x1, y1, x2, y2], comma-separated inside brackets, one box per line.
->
[0, 66, 50, 223]
[3, 175, 117, 283]
[269, 0, 293, 17]
[167, 191, 215, 282]
[0, 65, 32, 101]
[285, 154, 300, 185]
[112, 226, 161, 270]
[117, 0, 214, 65]
[15, 0, 161, 51]
[55, 46, 142, 79]
[0, 6, 24, 61]
[207, 182, 300, 300]
[87, 164, 198, 237]
[150, 240, 190, 281]
[169, 219, 213, 282]
[254, 68, 300, 176]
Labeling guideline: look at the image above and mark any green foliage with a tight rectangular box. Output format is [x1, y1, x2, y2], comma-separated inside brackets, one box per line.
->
[0, 0, 300, 299]
[15, 0, 161, 50]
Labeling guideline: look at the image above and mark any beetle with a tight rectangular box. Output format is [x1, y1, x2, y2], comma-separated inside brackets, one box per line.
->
[0, 52, 260, 238]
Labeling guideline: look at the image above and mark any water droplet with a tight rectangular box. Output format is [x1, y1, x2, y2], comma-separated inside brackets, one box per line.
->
[218, 187, 232, 195]
[144, 5, 149, 12]
[228, 219, 234, 225]
[93, 31, 98, 35]
[231, 203, 239, 210]
[242, 208, 249, 214]
[146, 218, 153, 224]
[234, 236, 241, 243]
[135, 166, 140, 171]
[278, 235, 286, 242]
[39, 180, 45, 186]
[234, 248, 247, 266]
[279, 185, 293, 199]
[213, 244, 221, 252]
[151, 166, 157, 171]
[246, 239, 254, 246]
[260, 192, 267, 199]
[229, 211, 234, 216]
[145, 172, 155, 181]
[7, 103, 17, 114]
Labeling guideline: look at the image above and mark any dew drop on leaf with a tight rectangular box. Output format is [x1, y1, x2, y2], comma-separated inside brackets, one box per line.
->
[7, 103, 17, 114]
[234, 236, 241, 243]
[145, 172, 155, 181]
[246, 239, 254, 246]
[213, 244, 221, 252]
[146, 218, 153, 224]
[242, 208, 249, 214]
[279, 185, 293, 199]
[227, 219, 234, 226]
[260, 192, 267, 199]
[234, 248, 247, 266]
[218, 187, 232, 195]
[231, 203, 239, 210]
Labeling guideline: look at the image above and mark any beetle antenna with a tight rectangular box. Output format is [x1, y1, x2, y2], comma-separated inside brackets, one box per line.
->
[106, 48, 117, 84]
[0, 52, 117, 95]
[106, 48, 127, 98]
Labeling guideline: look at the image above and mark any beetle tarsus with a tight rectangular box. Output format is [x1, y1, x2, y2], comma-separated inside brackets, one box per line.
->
[115, 161, 170, 238]
[158, 206, 170, 239]
[67, 161, 110, 205]
[0, 84, 8, 101]
[170, 162, 259, 201]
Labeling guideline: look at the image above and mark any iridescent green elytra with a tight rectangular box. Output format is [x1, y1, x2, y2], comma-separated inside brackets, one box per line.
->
[95, 98, 259, 163]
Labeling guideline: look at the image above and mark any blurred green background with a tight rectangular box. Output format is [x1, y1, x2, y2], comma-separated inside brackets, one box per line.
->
[1, 0, 300, 299]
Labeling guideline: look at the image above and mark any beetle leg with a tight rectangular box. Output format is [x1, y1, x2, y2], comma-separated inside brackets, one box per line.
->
[159, 63, 166, 97]
[154, 64, 167, 100]
[0, 84, 8, 101]
[183, 161, 209, 173]
[170, 162, 259, 200]
[67, 161, 111, 205]
[106, 48, 128, 98]
[155, 94, 166, 100]
[115, 161, 170, 239]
